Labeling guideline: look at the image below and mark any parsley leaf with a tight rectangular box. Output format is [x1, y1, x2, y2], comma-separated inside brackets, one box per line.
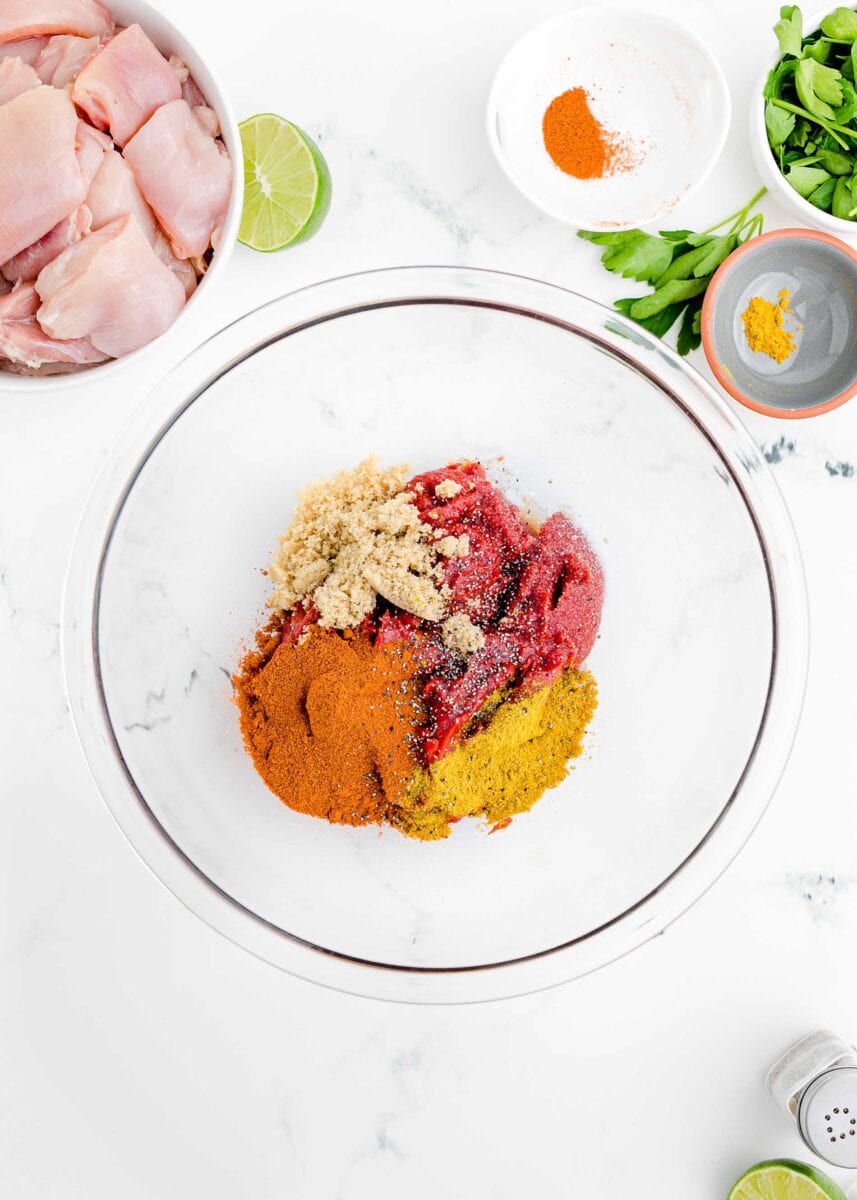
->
[676, 298, 704, 356]
[774, 5, 803, 57]
[629, 277, 709, 320]
[817, 147, 853, 172]
[821, 6, 857, 41]
[833, 174, 857, 216]
[614, 297, 687, 339]
[795, 58, 844, 120]
[808, 175, 837, 207]
[691, 234, 739, 277]
[766, 99, 797, 146]
[786, 163, 833, 196]
[579, 191, 766, 356]
[576, 229, 673, 282]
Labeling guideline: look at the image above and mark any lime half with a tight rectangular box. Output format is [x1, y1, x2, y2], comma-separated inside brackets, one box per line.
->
[728, 1160, 847, 1200]
[238, 113, 331, 252]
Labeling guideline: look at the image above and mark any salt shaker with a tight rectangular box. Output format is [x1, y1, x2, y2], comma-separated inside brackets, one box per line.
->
[767, 1030, 857, 1168]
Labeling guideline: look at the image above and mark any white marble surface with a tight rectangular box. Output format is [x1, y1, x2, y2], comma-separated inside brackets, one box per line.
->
[3, 0, 857, 1194]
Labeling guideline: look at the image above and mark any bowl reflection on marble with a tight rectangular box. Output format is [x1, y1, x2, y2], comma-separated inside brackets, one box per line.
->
[62, 267, 808, 1003]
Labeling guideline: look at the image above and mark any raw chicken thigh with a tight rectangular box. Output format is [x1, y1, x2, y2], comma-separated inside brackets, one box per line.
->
[0, 56, 40, 104]
[125, 99, 232, 259]
[0, 0, 113, 43]
[0, 281, 108, 372]
[0, 87, 86, 263]
[2, 206, 91, 283]
[0, 39, 49, 66]
[169, 54, 207, 110]
[75, 120, 111, 189]
[86, 148, 157, 242]
[35, 214, 186, 357]
[72, 23, 181, 146]
[35, 34, 99, 88]
[0, 0, 232, 376]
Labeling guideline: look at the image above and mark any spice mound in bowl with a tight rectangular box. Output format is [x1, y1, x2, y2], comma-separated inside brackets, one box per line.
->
[486, 7, 731, 230]
[0, 0, 233, 377]
[701, 228, 857, 419]
[233, 457, 604, 841]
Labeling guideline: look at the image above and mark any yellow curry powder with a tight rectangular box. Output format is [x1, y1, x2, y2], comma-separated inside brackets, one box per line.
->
[394, 667, 598, 841]
[740, 288, 798, 363]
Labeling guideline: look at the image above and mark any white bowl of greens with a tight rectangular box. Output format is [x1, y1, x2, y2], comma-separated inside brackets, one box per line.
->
[752, 4, 857, 235]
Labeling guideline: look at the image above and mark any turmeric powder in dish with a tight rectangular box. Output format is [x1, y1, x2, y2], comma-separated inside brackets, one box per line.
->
[740, 288, 798, 363]
[394, 667, 598, 841]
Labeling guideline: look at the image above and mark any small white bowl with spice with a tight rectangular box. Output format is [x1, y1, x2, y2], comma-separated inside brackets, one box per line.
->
[486, 7, 731, 231]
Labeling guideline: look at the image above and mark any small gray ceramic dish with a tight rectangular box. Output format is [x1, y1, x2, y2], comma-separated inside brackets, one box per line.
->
[701, 229, 857, 419]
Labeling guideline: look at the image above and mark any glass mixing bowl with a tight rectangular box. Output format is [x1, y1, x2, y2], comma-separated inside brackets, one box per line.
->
[62, 267, 808, 1003]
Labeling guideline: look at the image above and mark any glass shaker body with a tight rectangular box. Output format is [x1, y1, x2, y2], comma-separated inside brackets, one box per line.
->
[767, 1030, 857, 1168]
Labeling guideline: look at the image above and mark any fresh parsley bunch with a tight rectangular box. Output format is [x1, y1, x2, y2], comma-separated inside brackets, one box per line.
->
[578, 189, 766, 355]
[765, 5, 857, 218]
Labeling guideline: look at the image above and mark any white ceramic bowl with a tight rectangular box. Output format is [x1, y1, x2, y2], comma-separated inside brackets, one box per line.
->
[0, 0, 243, 392]
[486, 7, 731, 231]
[750, 5, 857, 239]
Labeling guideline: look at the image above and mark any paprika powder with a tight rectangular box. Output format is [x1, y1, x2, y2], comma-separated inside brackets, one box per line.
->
[542, 86, 635, 180]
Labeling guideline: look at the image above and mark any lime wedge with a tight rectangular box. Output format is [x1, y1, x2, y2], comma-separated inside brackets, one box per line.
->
[728, 1160, 847, 1200]
[238, 113, 331, 252]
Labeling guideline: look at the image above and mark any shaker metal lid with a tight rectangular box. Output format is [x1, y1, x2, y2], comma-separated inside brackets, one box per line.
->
[799, 1066, 857, 1168]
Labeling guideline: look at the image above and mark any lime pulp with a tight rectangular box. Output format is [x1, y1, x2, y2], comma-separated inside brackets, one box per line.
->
[728, 1159, 848, 1200]
[238, 113, 331, 252]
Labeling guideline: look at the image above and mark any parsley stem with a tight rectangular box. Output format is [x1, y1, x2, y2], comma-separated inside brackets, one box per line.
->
[769, 97, 854, 147]
[701, 187, 768, 236]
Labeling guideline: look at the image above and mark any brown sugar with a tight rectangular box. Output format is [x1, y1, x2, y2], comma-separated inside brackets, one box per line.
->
[267, 456, 447, 628]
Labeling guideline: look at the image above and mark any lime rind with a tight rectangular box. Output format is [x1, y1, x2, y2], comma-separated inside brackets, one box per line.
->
[238, 113, 332, 252]
[728, 1159, 848, 1200]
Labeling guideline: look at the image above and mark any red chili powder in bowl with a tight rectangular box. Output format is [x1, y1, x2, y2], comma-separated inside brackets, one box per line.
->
[542, 86, 635, 180]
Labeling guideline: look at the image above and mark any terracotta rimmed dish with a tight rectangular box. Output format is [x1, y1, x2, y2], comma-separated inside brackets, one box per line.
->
[701, 229, 857, 420]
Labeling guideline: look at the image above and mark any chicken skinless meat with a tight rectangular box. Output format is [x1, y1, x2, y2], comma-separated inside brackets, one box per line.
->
[0, 281, 107, 369]
[1, 205, 91, 283]
[35, 213, 186, 357]
[167, 54, 207, 109]
[35, 34, 99, 88]
[152, 231, 197, 299]
[0, 0, 113, 44]
[0, 120, 105, 282]
[84, 149, 197, 296]
[0, 0, 112, 43]
[86, 148, 157, 242]
[72, 23, 181, 147]
[0, 39, 49, 66]
[0, 5, 231, 373]
[75, 120, 111, 189]
[0, 56, 40, 104]
[124, 98, 232, 259]
[0, 86, 86, 263]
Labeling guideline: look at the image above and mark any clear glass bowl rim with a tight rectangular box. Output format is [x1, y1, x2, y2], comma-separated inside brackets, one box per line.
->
[61, 265, 809, 1004]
